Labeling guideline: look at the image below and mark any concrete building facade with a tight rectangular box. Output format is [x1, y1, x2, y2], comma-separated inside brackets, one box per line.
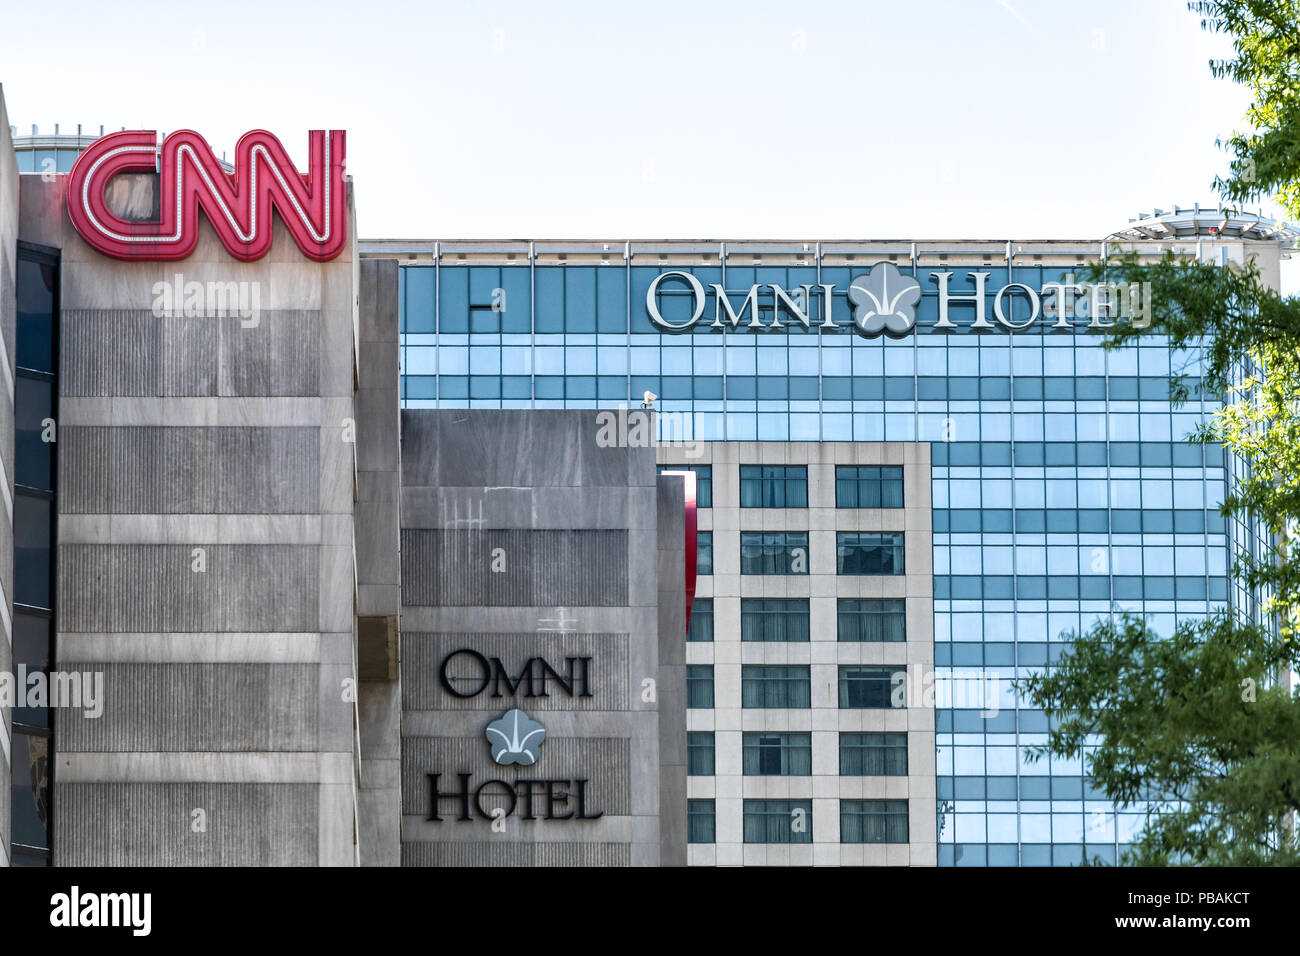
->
[398, 409, 684, 866]
[21, 158, 363, 866]
[664, 440, 936, 866]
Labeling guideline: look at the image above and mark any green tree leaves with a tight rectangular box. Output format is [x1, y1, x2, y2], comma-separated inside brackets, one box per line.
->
[1018, 0, 1300, 865]
[1193, 0, 1300, 221]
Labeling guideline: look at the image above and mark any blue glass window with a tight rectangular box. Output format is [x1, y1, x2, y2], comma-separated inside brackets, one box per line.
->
[438, 268, 469, 333]
[687, 598, 713, 642]
[688, 799, 716, 843]
[743, 800, 813, 844]
[740, 532, 808, 575]
[839, 666, 903, 708]
[837, 533, 905, 575]
[742, 733, 812, 775]
[741, 665, 811, 708]
[740, 464, 807, 507]
[696, 531, 713, 576]
[687, 665, 714, 708]
[836, 465, 904, 508]
[740, 598, 810, 642]
[840, 733, 908, 775]
[838, 599, 906, 642]
[403, 268, 435, 333]
[687, 732, 715, 775]
[658, 464, 712, 508]
[841, 800, 909, 843]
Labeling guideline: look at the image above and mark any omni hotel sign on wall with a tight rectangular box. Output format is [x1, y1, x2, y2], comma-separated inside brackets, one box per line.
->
[65, 128, 348, 261]
[426, 650, 604, 825]
[645, 261, 1151, 337]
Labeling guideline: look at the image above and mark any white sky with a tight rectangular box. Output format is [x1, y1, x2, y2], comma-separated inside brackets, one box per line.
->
[2, 0, 1296, 288]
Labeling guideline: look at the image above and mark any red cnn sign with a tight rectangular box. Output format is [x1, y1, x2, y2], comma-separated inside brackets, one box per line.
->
[67, 129, 347, 262]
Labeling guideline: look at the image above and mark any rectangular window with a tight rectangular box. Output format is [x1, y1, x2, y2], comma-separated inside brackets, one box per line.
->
[743, 799, 813, 844]
[14, 486, 52, 609]
[16, 377, 54, 490]
[840, 799, 909, 843]
[741, 598, 810, 642]
[659, 464, 712, 509]
[13, 613, 51, 729]
[740, 531, 808, 575]
[687, 665, 714, 708]
[688, 799, 716, 844]
[467, 304, 501, 333]
[11, 728, 51, 854]
[687, 731, 715, 776]
[836, 532, 904, 575]
[836, 465, 904, 508]
[837, 598, 906, 642]
[839, 733, 909, 776]
[697, 531, 713, 576]
[742, 732, 812, 775]
[742, 665, 811, 708]
[16, 255, 56, 373]
[839, 666, 903, 708]
[740, 465, 808, 508]
[13, 243, 57, 869]
[687, 597, 713, 642]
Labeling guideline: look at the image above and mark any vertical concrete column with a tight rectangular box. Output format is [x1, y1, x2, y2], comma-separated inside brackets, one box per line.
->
[0, 86, 18, 867]
[355, 258, 402, 865]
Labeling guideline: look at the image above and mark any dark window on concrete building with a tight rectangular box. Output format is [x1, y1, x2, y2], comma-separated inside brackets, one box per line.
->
[14, 496, 52, 608]
[741, 598, 809, 642]
[12, 241, 59, 868]
[659, 464, 712, 509]
[743, 732, 812, 775]
[687, 597, 713, 642]
[741, 665, 811, 708]
[840, 733, 909, 776]
[837, 532, 904, 575]
[838, 598, 906, 642]
[15, 376, 53, 491]
[697, 531, 713, 576]
[740, 531, 808, 575]
[15, 252, 55, 374]
[688, 799, 716, 843]
[687, 665, 714, 708]
[841, 799, 909, 843]
[839, 666, 903, 708]
[836, 465, 903, 508]
[740, 465, 807, 508]
[744, 799, 813, 843]
[687, 732, 715, 776]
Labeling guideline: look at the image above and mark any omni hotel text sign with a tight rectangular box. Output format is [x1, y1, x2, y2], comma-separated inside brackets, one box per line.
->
[427, 649, 603, 824]
[645, 261, 1150, 338]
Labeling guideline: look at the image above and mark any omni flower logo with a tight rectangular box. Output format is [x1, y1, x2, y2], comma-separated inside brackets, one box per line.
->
[847, 262, 922, 338]
[486, 708, 547, 766]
